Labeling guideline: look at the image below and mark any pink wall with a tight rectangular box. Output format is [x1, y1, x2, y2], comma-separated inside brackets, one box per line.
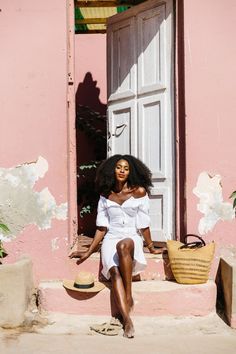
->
[183, 0, 236, 244]
[75, 34, 107, 106]
[0, 1, 73, 282]
[74, 34, 107, 235]
[0, 8, 107, 283]
[2, 0, 235, 286]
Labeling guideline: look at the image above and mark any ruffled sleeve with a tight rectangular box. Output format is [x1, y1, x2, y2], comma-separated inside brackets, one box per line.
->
[96, 196, 109, 228]
[136, 195, 151, 229]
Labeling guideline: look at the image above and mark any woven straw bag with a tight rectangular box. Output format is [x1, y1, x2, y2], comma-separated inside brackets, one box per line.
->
[167, 235, 215, 284]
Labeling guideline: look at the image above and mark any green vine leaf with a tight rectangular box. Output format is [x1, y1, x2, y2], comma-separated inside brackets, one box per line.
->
[80, 205, 91, 218]
[229, 191, 236, 199]
[0, 223, 10, 259]
[0, 223, 10, 234]
[230, 191, 236, 209]
[234, 199, 236, 210]
[79, 161, 100, 171]
[0, 241, 8, 258]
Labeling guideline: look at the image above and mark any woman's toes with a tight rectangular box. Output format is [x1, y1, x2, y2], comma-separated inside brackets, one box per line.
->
[123, 321, 135, 338]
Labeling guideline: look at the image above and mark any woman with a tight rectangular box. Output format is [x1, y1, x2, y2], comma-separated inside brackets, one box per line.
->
[69, 155, 165, 338]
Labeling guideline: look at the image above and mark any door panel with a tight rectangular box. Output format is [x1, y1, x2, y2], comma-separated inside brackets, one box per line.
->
[107, 17, 136, 101]
[107, 0, 174, 241]
[138, 94, 166, 179]
[150, 186, 171, 241]
[107, 100, 137, 156]
[137, 4, 166, 94]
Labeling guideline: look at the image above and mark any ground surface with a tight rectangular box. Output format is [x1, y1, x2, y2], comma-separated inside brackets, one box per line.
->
[1, 312, 236, 354]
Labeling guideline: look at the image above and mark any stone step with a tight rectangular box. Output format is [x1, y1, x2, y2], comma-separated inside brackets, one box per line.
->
[38, 279, 216, 317]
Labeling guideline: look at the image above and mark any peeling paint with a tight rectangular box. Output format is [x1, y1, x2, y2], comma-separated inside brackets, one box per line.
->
[51, 237, 60, 251]
[64, 236, 69, 246]
[193, 172, 235, 235]
[0, 157, 68, 241]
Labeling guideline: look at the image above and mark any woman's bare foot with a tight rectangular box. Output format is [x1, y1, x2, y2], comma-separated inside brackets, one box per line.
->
[123, 319, 135, 338]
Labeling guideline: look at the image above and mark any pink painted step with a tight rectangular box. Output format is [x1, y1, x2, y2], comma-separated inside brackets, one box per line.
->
[63, 251, 216, 283]
[39, 279, 216, 317]
[63, 252, 174, 282]
[39, 253, 216, 317]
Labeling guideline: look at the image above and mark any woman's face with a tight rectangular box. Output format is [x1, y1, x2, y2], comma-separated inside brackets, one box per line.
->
[115, 159, 130, 183]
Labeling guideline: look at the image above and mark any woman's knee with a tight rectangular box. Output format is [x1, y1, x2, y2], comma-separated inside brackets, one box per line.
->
[116, 239, 134, 257]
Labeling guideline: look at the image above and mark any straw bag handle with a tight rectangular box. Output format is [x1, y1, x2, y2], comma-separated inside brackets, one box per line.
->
[180, 234, 206, 249]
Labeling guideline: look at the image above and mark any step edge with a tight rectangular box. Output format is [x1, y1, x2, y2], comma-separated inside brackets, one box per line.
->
[39, 279, 216, 291]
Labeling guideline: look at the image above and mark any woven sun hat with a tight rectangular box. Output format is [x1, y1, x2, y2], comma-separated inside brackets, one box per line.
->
[63, 271, 105, 292]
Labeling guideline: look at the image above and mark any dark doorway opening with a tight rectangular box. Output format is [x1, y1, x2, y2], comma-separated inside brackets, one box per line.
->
[76, 72, 107, 236]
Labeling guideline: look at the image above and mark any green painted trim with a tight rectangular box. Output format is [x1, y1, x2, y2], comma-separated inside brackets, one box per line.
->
[117, 6, 130, 13]
[74, 5, 131, 33]
[75, 8, 88, 32]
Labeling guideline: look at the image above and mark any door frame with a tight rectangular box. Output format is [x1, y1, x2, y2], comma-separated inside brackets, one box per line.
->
[174, 0, 186, 241]
[68, 0, 186, 243]
[67, 0, 78, 243]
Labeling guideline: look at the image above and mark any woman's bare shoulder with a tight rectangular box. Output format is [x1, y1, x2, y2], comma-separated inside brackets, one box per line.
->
[132, 186, 147, 198]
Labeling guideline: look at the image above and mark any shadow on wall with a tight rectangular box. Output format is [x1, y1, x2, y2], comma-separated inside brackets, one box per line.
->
[76, 72, 106, 116]
[76, 72, 107, 237]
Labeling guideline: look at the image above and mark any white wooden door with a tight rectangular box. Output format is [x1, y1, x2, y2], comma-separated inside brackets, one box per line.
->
[107, 0, 174, 241]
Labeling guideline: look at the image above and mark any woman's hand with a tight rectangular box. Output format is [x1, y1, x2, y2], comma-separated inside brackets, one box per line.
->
[76, 251, 91, 265]
[69, 250, 91, 265]
[148, 245, 167, 255]
[68, 228, 106, 265]
[68, 249, 86, 259]
[140, 227, 167, 255]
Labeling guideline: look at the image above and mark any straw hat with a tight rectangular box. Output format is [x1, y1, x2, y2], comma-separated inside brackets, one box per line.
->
[63, 271, 105, 292]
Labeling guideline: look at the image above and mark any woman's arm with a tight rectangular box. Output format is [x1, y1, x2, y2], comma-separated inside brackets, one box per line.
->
[69, 227, 107, 263]
[140, 227, 166, 254]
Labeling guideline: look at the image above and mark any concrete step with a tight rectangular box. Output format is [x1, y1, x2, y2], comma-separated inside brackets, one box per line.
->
[39, 252, 217, 318]
[63, 251, 217, 284]
[38, 279, 216, 317]
[64, 252, 174, 282]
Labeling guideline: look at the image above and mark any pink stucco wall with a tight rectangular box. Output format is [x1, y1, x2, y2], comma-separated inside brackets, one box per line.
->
[74, 34, 107, 235]
[184, 0, 236, 244]
[0, 1, 73, 282]
[75, 34, 107, 106]
[1, 0, 235, 287]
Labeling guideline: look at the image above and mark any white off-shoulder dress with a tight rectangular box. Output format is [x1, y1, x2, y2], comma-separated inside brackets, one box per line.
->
[96, 194, 150, 279]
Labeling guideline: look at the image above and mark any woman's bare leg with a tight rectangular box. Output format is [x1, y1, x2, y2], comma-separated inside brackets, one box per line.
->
[110, 266, 134, 338]
[110, 287, 122, 322]
[116, 238, 134, 311]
